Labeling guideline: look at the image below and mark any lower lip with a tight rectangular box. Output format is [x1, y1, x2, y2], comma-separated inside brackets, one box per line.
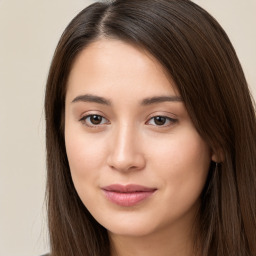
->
[102, 190, 156, 207]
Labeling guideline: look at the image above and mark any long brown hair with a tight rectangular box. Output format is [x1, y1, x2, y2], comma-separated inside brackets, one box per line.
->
[44, 0, 256, 255]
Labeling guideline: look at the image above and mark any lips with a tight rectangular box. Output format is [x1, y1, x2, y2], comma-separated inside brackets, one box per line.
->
[101, 184, 157, 207]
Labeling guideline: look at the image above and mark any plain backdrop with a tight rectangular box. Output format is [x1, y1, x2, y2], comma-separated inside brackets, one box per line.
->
[0, 1, 255, 256]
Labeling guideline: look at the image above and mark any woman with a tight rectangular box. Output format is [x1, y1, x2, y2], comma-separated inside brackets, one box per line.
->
[44, 0, 256, 255]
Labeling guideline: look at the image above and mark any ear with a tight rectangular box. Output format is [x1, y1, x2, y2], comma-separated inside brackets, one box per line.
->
[211, 149, 224, 163]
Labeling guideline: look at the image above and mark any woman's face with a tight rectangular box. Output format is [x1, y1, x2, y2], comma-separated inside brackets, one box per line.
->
[65, 39, 212, 238]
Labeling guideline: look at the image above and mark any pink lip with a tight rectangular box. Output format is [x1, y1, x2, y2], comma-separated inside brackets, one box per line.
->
[101, 184, 157, 207]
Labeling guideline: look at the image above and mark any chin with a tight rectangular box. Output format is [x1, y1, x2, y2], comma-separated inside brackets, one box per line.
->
[107, 223, 157, 237]
[95, 211, 164, 237]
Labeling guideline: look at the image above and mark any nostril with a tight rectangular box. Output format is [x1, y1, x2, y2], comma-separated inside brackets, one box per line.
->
[107, 153, 146, 172]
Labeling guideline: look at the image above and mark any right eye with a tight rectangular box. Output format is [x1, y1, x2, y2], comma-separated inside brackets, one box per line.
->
[79, 114, 109, 127]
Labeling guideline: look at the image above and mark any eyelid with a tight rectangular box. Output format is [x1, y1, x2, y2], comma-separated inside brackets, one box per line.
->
[79, 112, 110, 128]
[146, 112, 178, 127]
[78, 111, 178, 128]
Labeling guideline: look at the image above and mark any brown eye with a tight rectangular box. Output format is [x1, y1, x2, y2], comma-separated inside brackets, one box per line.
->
[80, 114, 109, 127]
[90, 115, 102, 125]
[154, 116, 167, 126]
[147, 116, 178, 127]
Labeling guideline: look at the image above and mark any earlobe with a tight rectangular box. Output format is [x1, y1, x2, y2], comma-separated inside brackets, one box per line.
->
[211, 149, 224, 163]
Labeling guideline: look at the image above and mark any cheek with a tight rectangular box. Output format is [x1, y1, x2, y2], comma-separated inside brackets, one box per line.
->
[149, 128, 211, 202]
[64, 129, 109, 210]
[150, 131, 210, 170]
[64, 126, 106, 183]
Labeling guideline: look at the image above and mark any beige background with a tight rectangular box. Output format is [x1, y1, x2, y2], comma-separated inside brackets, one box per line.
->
[0, 1, 255, 255]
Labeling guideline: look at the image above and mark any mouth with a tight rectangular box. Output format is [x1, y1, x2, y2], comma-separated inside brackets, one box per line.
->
[101, 184, 157, 207]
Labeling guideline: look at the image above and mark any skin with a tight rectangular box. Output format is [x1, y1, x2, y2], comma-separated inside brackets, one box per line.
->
[65, 39, 215, 256]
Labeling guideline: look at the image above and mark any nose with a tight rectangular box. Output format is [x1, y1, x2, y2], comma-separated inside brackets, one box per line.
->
[107, 124, 146, 172]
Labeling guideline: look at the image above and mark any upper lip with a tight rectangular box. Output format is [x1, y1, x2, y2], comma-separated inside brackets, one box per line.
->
[102, 184, 157, 193]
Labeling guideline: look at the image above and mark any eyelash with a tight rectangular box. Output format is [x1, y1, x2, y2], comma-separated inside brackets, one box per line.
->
[79, 114, 109, 127]
[79, 114, 178, 128]
[146, 116, 178, 127]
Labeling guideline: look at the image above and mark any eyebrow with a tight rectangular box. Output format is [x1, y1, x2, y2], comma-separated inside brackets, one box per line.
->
[71, 94, 111, 105]
[141, 95, 183, 105]
[71, 94, 182, 105]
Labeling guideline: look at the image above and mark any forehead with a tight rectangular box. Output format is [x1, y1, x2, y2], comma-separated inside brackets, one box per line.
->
[66, 39, 179, 101]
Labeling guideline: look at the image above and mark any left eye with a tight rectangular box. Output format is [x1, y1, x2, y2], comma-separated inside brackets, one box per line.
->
[147, 116, 177, 126]
[80, 114, 109, 126]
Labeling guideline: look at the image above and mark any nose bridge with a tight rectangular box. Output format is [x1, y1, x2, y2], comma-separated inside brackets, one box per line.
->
[116, 123, 135, 155]
[107, 121, 145, 171]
